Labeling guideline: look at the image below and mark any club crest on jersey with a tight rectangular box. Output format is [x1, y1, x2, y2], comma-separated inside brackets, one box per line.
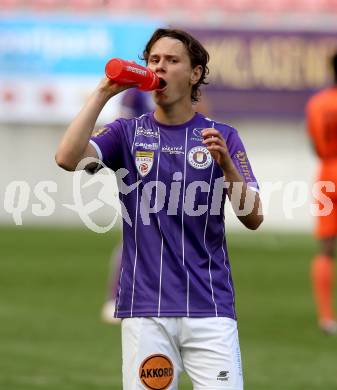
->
[135, 150, 154, 177]
[188, 146, 212, 169]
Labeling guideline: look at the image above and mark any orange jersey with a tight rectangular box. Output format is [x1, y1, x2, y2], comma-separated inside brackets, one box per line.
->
[306, 87, 337, 184]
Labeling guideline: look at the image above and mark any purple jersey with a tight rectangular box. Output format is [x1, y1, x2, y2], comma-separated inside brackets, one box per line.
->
[90, 112, 258, 320]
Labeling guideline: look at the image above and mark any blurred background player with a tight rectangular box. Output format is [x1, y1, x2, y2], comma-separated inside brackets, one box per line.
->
[306, 51, 337, 334]
[101, 88, 210, 324]
[119, 88, 154, 119]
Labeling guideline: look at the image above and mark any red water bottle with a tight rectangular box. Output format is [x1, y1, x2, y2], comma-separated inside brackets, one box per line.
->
[105, 58, 161, 91]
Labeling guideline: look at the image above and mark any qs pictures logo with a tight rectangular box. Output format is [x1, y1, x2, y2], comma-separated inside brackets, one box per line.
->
[139, 354, 174, 390]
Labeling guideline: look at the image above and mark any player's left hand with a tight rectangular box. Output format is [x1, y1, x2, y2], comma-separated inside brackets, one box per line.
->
[201, 128, 232, 171]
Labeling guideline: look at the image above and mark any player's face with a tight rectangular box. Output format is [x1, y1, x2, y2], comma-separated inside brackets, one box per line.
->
[147, 37, 201, 107]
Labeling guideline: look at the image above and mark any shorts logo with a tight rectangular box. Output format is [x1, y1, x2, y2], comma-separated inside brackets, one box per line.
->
[217, 370, 229, 381]
[188, 146, 212, 169]
[135, 151, 154, 177]
[139, 354, 174, 390]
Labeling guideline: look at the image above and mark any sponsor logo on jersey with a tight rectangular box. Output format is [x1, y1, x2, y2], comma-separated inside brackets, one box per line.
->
[139, 354, 174, 390]
[136, 127, 159, 138]
[135, 142, 159, 150]
[188, 146, 212, 169]
[135, 151, 154, 177]
[161, 145, 184, 155]
[234, 150, 254, 182]
[191, 127, 204, 142]
[92, 127, 110, 137]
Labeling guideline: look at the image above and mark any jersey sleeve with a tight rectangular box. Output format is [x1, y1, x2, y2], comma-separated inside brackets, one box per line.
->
[89, 120, 124, 171]
[226, 128, 259, 191]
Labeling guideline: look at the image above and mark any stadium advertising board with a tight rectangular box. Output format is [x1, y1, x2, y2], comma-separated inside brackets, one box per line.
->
[0, 15, 160, 123]
[188, 28, 337, 118]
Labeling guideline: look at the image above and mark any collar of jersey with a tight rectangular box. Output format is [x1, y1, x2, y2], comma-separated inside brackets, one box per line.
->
[150, 112, 202, 130]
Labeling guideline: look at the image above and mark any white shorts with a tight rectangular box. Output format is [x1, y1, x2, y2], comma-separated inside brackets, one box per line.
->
[121, 317, 243, 390]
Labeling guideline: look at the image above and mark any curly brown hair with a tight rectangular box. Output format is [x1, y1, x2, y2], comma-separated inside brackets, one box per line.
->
[142, 28, 209, 103]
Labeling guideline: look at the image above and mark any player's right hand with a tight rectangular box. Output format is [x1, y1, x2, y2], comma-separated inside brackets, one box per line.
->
[96, 77, 137, 99]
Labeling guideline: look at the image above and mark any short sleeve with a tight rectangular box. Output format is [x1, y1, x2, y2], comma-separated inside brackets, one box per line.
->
[226, 128, 259, 191]
[89, 120, 124, 171]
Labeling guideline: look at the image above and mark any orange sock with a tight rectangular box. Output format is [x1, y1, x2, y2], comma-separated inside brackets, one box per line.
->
[311, 255, 335, 322]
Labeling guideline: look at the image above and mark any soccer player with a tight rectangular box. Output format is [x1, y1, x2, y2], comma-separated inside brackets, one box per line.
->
[56, 28, 263, 389]
[306, 51, 337, 335]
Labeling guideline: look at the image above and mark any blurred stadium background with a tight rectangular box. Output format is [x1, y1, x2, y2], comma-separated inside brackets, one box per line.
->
[1, 1, 337, 389]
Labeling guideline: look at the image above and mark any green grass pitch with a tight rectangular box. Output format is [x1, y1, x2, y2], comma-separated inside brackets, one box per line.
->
[0, 226, 336, 389]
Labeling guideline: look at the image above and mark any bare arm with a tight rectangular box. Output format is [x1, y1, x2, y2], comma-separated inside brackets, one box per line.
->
[55, 77, 130, 171]
[202, 128, 263, 230]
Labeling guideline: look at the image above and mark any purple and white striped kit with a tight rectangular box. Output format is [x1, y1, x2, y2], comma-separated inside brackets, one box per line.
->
[90, 112, 258, 320]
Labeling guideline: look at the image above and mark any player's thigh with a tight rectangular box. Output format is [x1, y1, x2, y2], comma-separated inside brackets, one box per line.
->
[121, 317, 183, 390]
[180, 317, 243, 390]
